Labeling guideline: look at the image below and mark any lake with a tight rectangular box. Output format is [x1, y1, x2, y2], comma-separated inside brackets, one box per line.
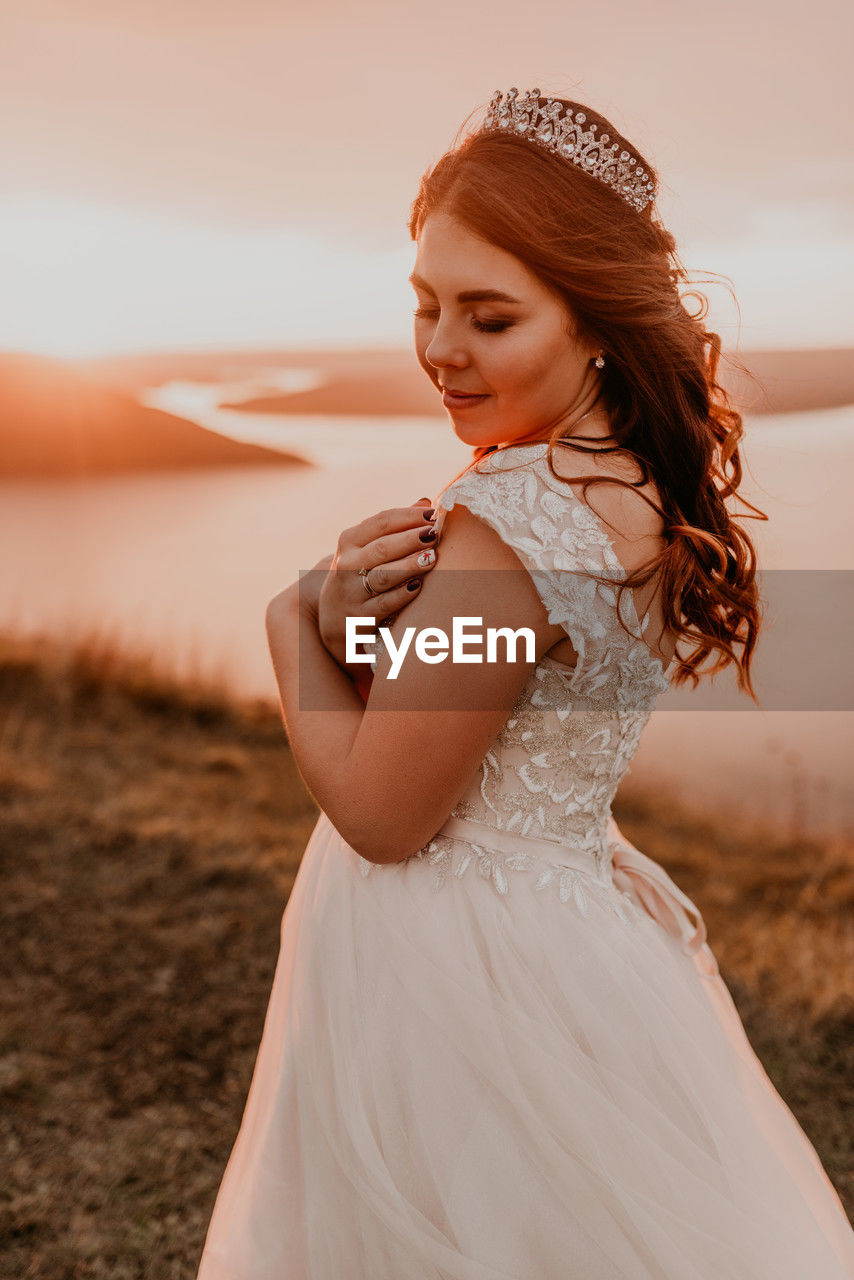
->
[2, 379, 852, 840]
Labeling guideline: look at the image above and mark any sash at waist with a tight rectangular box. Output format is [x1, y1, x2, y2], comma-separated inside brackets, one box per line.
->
[435, 813, 718, 973]
[436, 814, 610, 882]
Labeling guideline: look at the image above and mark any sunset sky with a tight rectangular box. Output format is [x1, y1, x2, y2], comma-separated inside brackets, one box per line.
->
[2, 0, 852, 356]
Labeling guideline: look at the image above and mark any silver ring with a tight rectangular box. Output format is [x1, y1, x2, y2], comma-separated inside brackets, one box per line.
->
[359, 566, 378, 597]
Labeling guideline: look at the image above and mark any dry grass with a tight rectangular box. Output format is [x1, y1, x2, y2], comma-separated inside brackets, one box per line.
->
[0, 629, 851, 1277]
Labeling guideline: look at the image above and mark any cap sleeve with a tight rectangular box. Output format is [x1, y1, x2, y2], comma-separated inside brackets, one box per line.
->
[434, 445, 629, 688]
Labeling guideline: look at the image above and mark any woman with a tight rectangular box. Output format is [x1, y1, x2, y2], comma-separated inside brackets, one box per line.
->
[197, 89, 854, 1277]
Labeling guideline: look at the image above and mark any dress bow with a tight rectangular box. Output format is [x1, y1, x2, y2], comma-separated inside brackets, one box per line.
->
[607, 820, 719, 976]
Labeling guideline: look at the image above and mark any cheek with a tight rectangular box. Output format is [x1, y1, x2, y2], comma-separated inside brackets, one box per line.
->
[488, 331, 556, 398]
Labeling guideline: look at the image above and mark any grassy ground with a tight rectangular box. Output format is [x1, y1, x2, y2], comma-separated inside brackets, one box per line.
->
[0, 630, 851, 1278]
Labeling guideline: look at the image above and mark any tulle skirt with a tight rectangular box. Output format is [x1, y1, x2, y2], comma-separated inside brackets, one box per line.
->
[196, 811, 854, 1279]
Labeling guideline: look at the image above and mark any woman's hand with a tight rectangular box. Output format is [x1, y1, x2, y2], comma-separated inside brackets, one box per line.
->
[317, 497, 444, 670]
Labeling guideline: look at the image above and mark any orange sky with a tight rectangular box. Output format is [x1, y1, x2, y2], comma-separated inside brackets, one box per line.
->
[2, 0, 852, 355]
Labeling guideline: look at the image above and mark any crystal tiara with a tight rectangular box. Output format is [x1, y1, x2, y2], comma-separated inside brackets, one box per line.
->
[478, 88, 656, 214]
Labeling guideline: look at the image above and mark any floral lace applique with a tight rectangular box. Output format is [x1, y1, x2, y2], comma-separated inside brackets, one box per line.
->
[356, 442, 669, 927]
[357, 832, 646, 927]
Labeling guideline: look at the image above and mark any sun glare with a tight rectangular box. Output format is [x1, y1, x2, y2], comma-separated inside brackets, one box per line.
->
[0, 195, 851, 357]
[0, 195, 417, 358]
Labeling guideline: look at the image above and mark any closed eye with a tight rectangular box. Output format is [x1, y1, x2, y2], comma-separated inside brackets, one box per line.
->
[412, 307, 514, 334]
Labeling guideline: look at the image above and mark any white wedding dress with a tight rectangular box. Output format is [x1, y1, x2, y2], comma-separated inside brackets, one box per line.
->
[197, 442, 854, 1278]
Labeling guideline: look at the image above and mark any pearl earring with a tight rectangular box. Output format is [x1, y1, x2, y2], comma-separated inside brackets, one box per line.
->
[594, 353, 605, 369]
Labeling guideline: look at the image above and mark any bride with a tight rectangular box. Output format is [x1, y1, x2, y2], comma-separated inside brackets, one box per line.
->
[196, 89, 854, 1277]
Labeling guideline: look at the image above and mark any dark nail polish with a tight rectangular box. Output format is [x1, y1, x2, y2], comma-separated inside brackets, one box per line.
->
[419, 527, 437, 542]
[422, 508, 435, 521]
[406, 577, 421, 591]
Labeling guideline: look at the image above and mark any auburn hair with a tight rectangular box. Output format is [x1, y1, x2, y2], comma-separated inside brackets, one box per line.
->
[408, 96, 767, 703]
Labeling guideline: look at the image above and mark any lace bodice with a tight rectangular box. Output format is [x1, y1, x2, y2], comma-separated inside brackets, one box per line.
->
[362, 441, 670, 903]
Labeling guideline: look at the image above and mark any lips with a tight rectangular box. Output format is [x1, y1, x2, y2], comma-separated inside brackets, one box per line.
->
[442, 388, 489, 409]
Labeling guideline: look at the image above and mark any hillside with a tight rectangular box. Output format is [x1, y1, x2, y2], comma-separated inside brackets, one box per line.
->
[0, 352, 310, 477]
[0, 629, 850, 1276]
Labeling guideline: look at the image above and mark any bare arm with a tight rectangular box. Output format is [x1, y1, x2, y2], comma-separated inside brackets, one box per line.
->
[265, 587, 371, 849]
[265, 503, 566, 862]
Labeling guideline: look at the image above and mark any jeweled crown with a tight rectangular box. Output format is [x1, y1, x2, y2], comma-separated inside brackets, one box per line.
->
[478, 88, 656, 214]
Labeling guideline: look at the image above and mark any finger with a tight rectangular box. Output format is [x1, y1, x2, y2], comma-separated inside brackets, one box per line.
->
[430, 505, 448, 539]
[370, 573, 431, 615]
[340, 504, 437, 554]
[350, 574, 423, 624]
[356, 545, 437, 598]
[339, 521, 439, 579]
[355, 577, 425, 625]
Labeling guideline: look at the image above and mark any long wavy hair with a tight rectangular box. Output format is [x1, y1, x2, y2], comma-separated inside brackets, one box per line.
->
[408, 95, 767, 702]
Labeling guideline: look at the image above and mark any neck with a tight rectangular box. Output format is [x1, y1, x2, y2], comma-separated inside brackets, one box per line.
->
[560, 369, 613, 438]
[492, 368, 618, 451]
[507, 396, 615, 451]
[566, 404, 614, 440]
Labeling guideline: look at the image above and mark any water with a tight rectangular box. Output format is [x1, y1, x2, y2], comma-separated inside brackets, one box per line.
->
[140, 380, 462, 472]
[2, 378, 852, 840]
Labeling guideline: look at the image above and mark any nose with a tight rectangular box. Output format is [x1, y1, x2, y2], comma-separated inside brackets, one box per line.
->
[423, 319, 469, 374]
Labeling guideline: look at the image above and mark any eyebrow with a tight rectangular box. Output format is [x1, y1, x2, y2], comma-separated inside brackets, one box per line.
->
[408, 272, 523, 305]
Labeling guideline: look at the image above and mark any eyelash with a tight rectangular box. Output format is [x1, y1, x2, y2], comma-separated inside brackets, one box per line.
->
[412, 307, 514, 334]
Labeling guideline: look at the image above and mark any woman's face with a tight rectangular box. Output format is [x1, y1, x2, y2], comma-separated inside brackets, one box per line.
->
[411, 210, 599, 449]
